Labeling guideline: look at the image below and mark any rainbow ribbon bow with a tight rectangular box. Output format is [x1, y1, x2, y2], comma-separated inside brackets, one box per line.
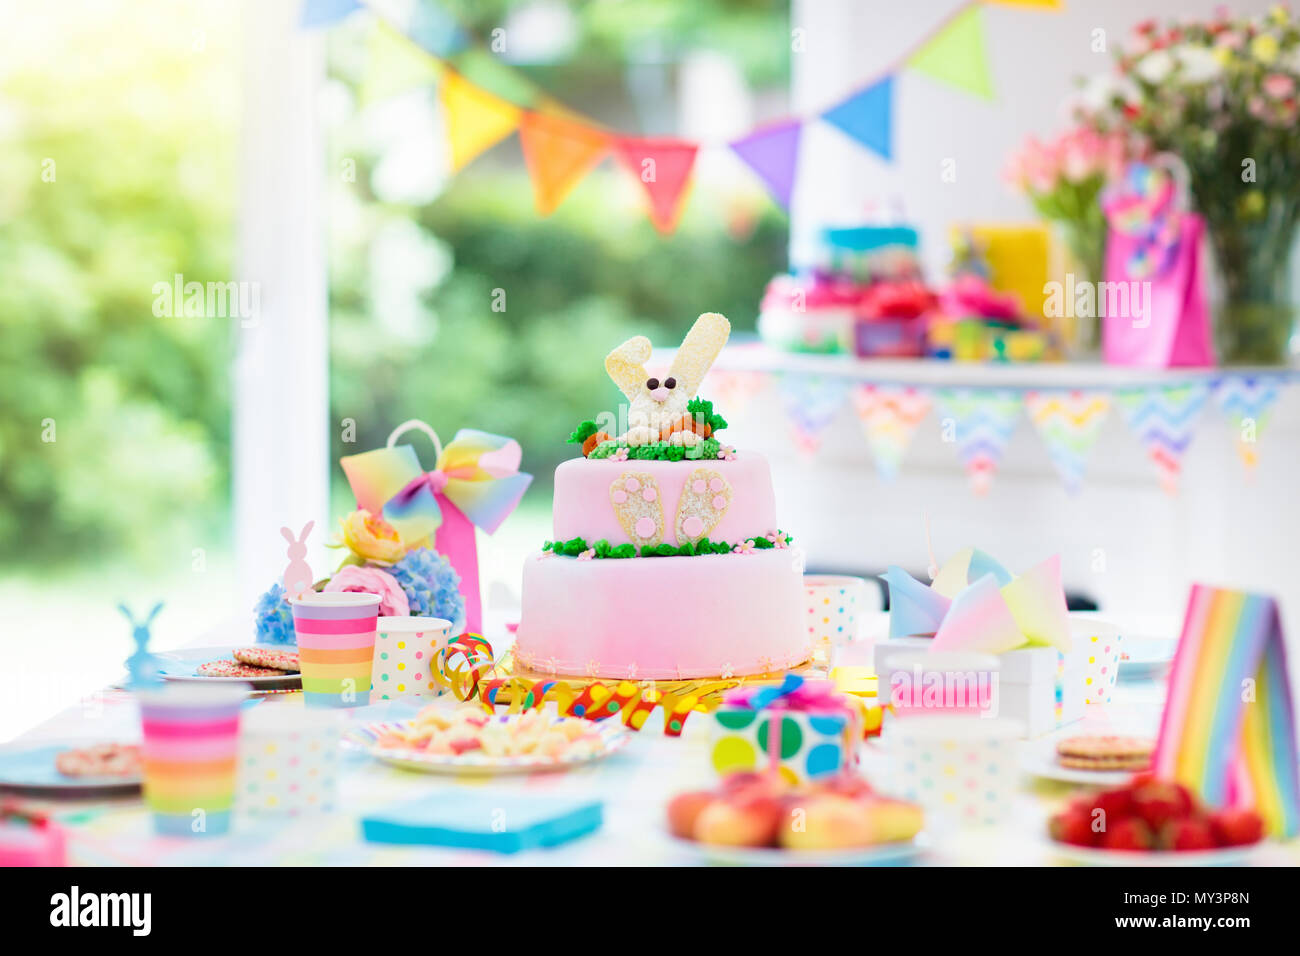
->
[340, 428, 532, 543]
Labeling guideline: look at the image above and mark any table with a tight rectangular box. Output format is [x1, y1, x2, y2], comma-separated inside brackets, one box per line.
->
[5, 613, 1296, 866]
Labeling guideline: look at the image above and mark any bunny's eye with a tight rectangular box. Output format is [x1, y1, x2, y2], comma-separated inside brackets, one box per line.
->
[645, 378, 660, 390]
[664, 377, 677, 389]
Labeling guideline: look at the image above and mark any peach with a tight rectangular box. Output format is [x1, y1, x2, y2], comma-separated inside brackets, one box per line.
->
[666, 791, 716, 840]
[779, 794, 875, 851]
[694, 794, 783, 847]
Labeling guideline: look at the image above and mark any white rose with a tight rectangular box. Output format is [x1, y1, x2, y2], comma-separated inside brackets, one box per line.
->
[1135, 49, 1175, 83]
[1174, 45, 1224, 83]
[1079, 72, 1140, 111]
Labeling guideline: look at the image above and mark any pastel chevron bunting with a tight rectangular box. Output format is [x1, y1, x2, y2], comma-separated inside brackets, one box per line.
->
[1024, 391, 1111, 494]
[1116, 383, 1209, 494]
[1214, 376, 1281, 469]
[778, 373, 851, 457]
[851, 384, 931, 480]
[730, 120, 802, 210]
[907, 5, 994, 101]
[934, 389, 1022, 494]
[822, 76, 893, 161]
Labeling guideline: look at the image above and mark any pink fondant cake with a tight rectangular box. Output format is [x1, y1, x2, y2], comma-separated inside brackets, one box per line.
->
[515, 313, 810, 680]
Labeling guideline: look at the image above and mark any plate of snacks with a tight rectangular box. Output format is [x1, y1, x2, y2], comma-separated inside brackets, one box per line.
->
[667, 772, 927, 867]
[155, 645, 302, 687]
[0, 742, 143, 794]
[346, 707, 631, 774]
[1046, 775, 1267, 866]
[1022, 734, 1153, 786]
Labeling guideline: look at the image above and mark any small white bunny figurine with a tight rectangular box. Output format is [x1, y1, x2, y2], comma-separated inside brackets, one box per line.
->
[605, 312, 730, 446]
[280, 521, 315, 600]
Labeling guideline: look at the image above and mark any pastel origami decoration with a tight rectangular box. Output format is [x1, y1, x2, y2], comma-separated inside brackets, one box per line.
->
[882, 550, 1072, 653]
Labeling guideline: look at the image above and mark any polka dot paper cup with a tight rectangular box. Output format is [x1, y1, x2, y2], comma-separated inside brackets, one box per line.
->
[886, 715, 1022, 829]
[1072, 617, 1123, 705]
[372, 616, 454, 701]
[236, 707, 342, 818]
[803, 575, 869, 651]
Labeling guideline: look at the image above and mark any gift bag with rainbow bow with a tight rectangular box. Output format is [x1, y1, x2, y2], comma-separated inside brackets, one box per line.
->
[340, 420, 532, 635]
[710, 673, 862, 786]
[1101, 160, 1214, 368]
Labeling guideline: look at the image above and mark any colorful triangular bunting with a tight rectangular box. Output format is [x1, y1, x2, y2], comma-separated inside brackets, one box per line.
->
[935, 388, 1022, 494]
[822, 75, 893, 160]
[407, 0, 471, 57]
[440, 72, 522, 172]
[613, 137, 698, 234]
[778, 373, 850, 457]
[1024, 391, 1111, 495]
[851, 384, 930, 480]
[360, 22, 445, 107]
[730, 120, 802, 209]
[519, 111, 611, 215]
[1116, 383, 1209, 494]
[907, 5, 994, 101]
[1214, 375, 1281, 469]
[300, 0, 362, 29]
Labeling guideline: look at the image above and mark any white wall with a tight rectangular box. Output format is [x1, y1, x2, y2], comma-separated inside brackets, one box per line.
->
[789, 0, 1285, 277]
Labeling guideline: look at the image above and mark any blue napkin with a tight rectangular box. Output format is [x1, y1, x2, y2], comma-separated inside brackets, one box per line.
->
[361, 791, 602, 854]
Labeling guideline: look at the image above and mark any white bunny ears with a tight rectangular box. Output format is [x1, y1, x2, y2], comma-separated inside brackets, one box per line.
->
[604, 312, 731, 401]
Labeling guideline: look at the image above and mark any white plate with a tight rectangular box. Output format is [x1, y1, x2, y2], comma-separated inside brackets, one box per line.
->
[669, 831, 929, 867]
[1020, 744, 1143, 787]
[344, 714, 631, 775]
[1118, 636, 1176, 680]
[1046, 839, 1263, 867]
[155, 645, 302, 688]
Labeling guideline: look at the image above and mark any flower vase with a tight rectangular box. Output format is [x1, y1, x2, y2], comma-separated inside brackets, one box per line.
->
[1209, 218, 1297, 365]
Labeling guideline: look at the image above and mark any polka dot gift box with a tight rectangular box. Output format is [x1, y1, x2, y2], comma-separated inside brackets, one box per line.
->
[372, 616, 454, 701]
[886, 714, 1022, 828]
[710, 673, 861, 786]
[236, 707, 342, 818]
[803, 574, 869, 653]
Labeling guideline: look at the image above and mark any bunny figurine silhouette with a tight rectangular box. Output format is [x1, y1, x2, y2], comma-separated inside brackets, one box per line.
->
[605, 312, 730, 447]
[120, 602, 164, 689]
[281, 521, 315, 600]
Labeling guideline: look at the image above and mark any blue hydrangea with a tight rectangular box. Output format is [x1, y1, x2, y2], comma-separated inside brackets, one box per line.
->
[390, 547, 466, 633]
[253, 583, 296, 645]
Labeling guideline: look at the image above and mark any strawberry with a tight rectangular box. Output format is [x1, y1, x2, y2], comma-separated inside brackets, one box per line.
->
[1049, 809, 1097, 847]
[1208, 808, 1265, 847]
[1101, 817, 1153, 851]
[1161, 817, 1216, 851]
[1091, 786, 1134, 822]
[1130, 778, 1195, 830]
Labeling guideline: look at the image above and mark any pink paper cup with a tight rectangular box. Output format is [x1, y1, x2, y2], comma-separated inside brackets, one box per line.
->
[137, 682, 247, 837]
[292, 591, 381, 709]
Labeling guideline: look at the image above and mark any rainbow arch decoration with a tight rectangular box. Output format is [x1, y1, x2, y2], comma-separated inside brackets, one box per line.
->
[1152, 585, 1300, 837]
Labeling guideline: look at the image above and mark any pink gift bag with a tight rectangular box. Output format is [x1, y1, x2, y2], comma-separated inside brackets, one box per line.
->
[1102, 162, 1215, 368]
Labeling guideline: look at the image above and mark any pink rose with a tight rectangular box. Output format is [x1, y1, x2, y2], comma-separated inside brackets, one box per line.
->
[324, 565, 410, 617]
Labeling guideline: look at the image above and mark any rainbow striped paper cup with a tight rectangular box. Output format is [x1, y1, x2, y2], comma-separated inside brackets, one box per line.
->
[137, 683, 246, 837]
[292, 591, 381, 709]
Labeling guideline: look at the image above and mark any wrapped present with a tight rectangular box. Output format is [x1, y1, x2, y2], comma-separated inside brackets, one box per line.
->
[877, 548, 1084, 737]
[0, 803, 66, 866]
[340, 420, 532, 635]
[710, 673, 861, 785]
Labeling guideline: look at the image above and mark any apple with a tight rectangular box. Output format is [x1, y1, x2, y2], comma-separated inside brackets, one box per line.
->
[694, 794, 783, 847]
[666, 791, 715, 840]
[779, 794, 875, 851]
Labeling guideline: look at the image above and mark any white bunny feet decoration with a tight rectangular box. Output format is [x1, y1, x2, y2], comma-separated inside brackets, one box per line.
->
[604, 312, 730, 447]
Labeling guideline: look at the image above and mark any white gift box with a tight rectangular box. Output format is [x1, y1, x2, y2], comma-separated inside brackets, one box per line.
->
[873, 637, 1084, 738]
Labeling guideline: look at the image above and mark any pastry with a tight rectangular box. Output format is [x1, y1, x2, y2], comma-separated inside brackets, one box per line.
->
[196, 659, 283, 678]
[55, 743, 141, 778]
[233, 646, 300, 672]
[1055, 734, 1154, 771]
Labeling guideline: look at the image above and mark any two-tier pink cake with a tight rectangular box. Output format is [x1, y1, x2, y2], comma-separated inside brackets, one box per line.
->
[515, 313, 809, 681]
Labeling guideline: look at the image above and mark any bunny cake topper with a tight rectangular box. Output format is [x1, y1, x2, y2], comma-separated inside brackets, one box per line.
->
[605, 312, 730, 448]
[280, 521, 315, 601]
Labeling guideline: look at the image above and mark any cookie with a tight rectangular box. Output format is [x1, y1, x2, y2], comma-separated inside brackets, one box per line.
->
[609, 472, 664, 548]
[56, 743, 141, 778]
[196, 659, 283, 678]
[234, 646, 300, 672]
[1056, 735, 1154, 771]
